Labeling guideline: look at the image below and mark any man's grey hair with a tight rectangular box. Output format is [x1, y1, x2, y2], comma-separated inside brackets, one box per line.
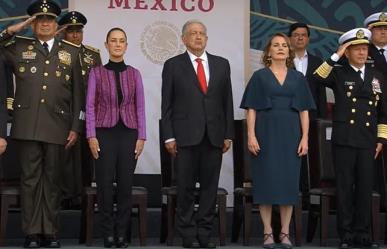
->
[182, 20, 207, 36]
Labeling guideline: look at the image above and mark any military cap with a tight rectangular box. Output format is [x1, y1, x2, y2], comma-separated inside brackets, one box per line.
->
[338, 28, 371, 46]
[364, 12, 387, 28]
[27, 0, 61, 18]
[58, 11, 87, 27]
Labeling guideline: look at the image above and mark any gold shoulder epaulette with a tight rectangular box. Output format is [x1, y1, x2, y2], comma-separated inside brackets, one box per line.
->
[4, 39, 15, 47]
[314, 62, 333, 79]
[378, 124, 387, 139]
[84, 44, 100, 53]
[62, 39, 81, 48]
[15, 35, 35, 41]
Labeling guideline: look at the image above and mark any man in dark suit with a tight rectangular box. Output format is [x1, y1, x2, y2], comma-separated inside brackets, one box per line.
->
[161, 20, 234, 248]
[0, 0, 84, 247]
[288, 22, 327, 120]
[58, 11, 102, 207]
[288, 22, 327, 209]
[314, 28, 387, 249]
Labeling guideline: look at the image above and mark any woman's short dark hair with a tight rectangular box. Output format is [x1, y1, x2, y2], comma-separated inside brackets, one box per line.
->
[106, 27, 127, 42]
[262, 33, 295, 68]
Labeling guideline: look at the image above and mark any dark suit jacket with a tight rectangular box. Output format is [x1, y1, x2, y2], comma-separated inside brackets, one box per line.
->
[305, 52, 327, 120]
[161, 51, 234, 148]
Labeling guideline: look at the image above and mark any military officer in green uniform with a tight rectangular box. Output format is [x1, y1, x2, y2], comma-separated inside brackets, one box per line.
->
[314, 28, 387, 249]
[58, 10, 101, 206]
[0, 0, 84, 247]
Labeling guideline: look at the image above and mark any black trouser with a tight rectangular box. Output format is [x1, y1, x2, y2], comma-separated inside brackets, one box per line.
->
[175, 135, 222, 243]
[333, 144, 374, 240]
[95, 123, 137, 238]
[17, 140, 63, 235]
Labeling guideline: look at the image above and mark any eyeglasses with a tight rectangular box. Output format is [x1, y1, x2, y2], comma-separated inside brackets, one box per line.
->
[291, 33, 308, 38]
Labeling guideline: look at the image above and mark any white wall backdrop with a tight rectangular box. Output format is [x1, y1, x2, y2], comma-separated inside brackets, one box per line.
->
[69, 0, 249, 205]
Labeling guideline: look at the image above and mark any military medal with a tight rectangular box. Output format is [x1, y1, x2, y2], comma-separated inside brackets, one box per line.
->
[56, 71, 61, 77]
[65, 75, 70, 81]
[22, 51, 37, 60]
[19, 66, 25, 73]
[58, 50, 72, 66]
[30, 66, 37, 73]
[372, 78, 382, 93]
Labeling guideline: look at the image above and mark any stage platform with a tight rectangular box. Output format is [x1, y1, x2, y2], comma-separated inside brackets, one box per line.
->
[2, 208, 386, 248]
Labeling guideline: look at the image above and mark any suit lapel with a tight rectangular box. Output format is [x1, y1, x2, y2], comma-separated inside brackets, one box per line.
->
[207, 52, 215, 92]
[305, 52, 314, 76]
[182, 52, 203, 93]
[34, 38, 47, 57]
[48, 39, 60, 59]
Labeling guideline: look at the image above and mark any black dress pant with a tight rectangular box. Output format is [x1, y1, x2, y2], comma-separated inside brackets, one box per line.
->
[175, 134, 222, 243]
[332, 144, 374, 240]
[95, 122, 137, 238]
[17, 140, 63, 235]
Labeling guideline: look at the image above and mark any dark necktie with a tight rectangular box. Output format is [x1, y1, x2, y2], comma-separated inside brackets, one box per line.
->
[43, 42, 49, 56]
[380, 48, 386, 62]
[195, 58, 208, 94]
[357, 70, 364, 81]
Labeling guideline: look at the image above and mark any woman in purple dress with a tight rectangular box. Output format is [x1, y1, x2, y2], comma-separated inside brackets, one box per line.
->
[86, 27, 146, 248]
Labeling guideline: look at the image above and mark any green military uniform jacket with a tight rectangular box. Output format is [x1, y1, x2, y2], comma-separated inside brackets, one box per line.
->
[79, 44, 101, 90]
[0, 31, 84, 145]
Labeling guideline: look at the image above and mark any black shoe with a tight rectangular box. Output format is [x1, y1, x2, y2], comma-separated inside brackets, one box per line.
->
[116, 237, 128, 248]
[361, 240, 379, 249]
[339, 241, 352, 249]
[182, 239, 200, 248]
[42, 235, 60, 248]
[24, 234, 40, 248]
[104, 236, 115, 248]
[199, 241, 216, 248]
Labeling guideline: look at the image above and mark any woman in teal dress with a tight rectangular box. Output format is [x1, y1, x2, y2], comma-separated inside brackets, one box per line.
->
[240, 33, 315, 249]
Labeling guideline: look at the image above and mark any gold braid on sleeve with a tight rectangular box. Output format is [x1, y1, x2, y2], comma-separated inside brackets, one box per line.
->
[314, 62, 333, 79]
[377, 124, 387, 139]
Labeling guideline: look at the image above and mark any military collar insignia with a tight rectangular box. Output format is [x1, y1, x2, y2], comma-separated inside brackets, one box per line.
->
[83, 52, 94, 65]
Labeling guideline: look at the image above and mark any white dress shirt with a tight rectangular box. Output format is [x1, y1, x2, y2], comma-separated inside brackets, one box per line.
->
[39, 38, 55, 52]
[293, 50, 308, 76]
[187, 50, 210, 84]
[350, 64, 365, 80]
